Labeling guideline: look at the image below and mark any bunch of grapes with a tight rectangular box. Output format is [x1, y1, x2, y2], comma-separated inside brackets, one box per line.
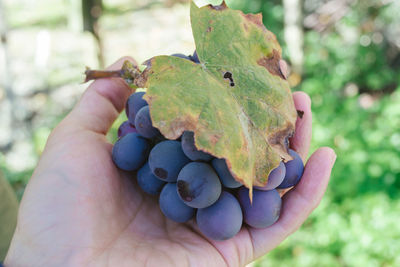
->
[112, 51, 305, 241]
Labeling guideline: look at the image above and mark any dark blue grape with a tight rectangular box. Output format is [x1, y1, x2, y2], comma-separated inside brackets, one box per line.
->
[171, 53, 191, 60]
[277, 149, 304, 189]
[159, 183, 195, 223]
[126, 92, 148, 125]
[137, 162, 166, 195]
[190, 50, 199, 63]
[177, 162, 221, 208]
[196, 191, 242, 240]
[112, 133, 150, 171]
[118, 121, 137, 138]
[181, 131, 212, 161]
[149, 140, 190, 182]
[238, 187, 281, 229]
[255, 162, 286, 191]
[134, 106, 161, 139]
[211, 158, 242, 188]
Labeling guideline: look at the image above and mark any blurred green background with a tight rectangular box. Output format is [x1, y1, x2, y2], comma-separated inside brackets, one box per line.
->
[0, 0, 399, 265]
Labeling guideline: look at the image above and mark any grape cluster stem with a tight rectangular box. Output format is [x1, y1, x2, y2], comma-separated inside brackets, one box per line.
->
[84, 60, 141, 87]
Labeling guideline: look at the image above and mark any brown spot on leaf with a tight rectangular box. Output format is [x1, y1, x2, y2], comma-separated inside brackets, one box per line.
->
[268, 123, 295, 160]
[257, 49, 286, 80]
[242, 13, 264, 27]
[135, 73, 149, 88]
[297, 110, 304, 119]
[135, 66, 151, 88]
[207, 26, 212, 32]
[207, 1, 227, 10]
[208, 133, 222, 146]
[165, 117, 198, 140]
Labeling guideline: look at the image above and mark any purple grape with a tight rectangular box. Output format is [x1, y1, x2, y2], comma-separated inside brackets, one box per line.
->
[137, 162, 166, 195]
[181, 131, 212, 162]
[277, 149, 304, 189]
[177, 162, 221, 208]
[134, 106, 161, 139]
[196, 191, 243, 240]
[126, 92, 148, 124]
[238, 187, 281, 229]
[171, 53, 191, 60]
[190, 50, 199, 63]
[118, 121, 137, 138]
[211, 158, 242, 188]
[112, 133, 150, 171]
[159, 183, 195, 223]
[148, 140, 190, 182]
[254, 162, 286, 191]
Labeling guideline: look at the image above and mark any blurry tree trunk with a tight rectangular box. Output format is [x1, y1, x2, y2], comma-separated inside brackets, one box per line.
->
[0, 172, 19, 261]
[82, 0, 104, 68]
[304, 0, 349, 32]
[68, 0, 82, 32]
[283, 0, 304, 74]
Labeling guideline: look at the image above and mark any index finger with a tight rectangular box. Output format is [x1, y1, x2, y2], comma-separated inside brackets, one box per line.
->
[64, 57, 136, 135]
[290, 91, 312, 161]
[248, 147, 336, 260]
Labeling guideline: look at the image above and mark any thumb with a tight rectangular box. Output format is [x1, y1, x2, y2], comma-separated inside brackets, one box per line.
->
[65, 57, 136, 135]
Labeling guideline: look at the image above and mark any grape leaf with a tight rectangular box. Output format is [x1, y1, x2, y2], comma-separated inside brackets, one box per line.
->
[139, 1, 297, 192]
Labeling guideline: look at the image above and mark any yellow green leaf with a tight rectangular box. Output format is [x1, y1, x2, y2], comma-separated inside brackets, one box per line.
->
[141, 1, 297, 191]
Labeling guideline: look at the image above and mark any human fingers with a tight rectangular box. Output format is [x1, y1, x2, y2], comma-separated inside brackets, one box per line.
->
[290, 91, 312, 161]
[248, 147, 336, 260]
[64, 57, 136, 135]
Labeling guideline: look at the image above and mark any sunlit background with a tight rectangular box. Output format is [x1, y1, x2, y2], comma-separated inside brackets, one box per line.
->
[1, 0, 400, 265]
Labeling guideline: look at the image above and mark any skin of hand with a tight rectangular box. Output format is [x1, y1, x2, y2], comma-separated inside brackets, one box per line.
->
[5, 58, 336, 267]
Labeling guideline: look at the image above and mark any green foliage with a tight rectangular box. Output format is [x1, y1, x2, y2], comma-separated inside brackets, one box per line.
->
[256, 194, 400, 266]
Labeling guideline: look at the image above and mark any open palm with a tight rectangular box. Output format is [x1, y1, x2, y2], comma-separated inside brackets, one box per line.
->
[5, 58, 336, 267]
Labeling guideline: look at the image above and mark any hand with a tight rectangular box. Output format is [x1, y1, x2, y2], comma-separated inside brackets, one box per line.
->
[5, 58, 336, 267]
